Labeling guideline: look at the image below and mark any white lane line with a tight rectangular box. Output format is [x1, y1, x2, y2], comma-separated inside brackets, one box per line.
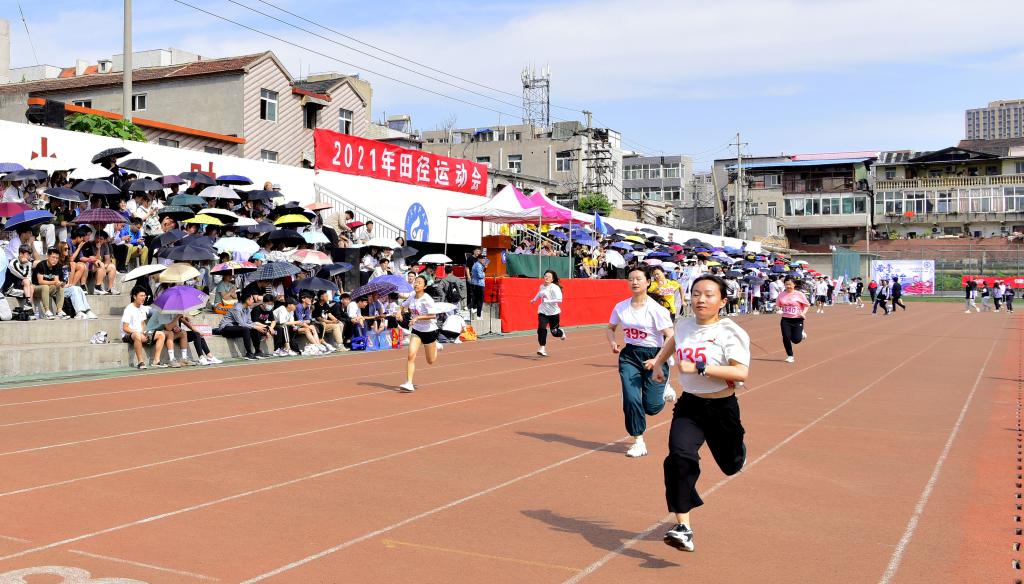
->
[69, 549, 219, 581]
[0, 387, 619, 563]
[0, 370, 607, 498]
[878, 341, 998, 584]
[562, 335, 948, 583]
[0, 534, 29, 543]
[0, 352, 601, 458]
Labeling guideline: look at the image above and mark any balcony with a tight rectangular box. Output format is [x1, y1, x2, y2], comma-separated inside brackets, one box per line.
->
[876, 174, 1024, 190]
[782, 212, 870, 229]
[874, 211, 1024, 225]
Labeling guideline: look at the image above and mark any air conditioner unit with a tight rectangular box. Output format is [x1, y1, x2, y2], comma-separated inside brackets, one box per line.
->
[931, 227, 940, 233]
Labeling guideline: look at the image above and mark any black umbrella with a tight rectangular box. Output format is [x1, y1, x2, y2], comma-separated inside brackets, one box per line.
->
[157, 205, 195, 220]
[153, 229, 186, 248]
[181, 235, 216, 249]
[639, 227, 658, 234]
[266, 229, 305, 246]
[177, 171, 216, 185]
[252, 261, 301, 280]
[163, 244, 218, 262]
[267, 203, 305, 220]
[391, 246, 418, 259]
[293, 277, 339, 293]
[726, 270, 743, 278]
[118, 158, 162, 175]
[244, 221, 276, 234]
[2, 169, 47, 182]
[685, 238, 704, 246]
[44, 187, 86, 202]
[127, 178, 164, 192]
[240, 189, 278, 201]
[216, 174, 253, 186]
[73, 179, 121, 196]
[316, 262, 354, 277]
[91, 147, 131, 164]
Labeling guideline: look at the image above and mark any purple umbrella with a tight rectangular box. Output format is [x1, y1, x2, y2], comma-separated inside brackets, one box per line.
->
[216, 174, 253, 186]
[351, 280, 399, 300]
[71, 208, 128, 226]
[373, 274, 413, 293]
[153, 285, 208, 314]
[159, 175, 187, 186]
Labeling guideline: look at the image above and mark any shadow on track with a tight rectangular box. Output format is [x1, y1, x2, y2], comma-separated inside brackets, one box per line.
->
[517, 431, 624, 453]
[522, 509, 678, 569]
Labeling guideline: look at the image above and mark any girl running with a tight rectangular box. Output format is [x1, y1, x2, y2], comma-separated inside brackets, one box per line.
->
[647, 274, 751, 553]
[964, 279, 979, 313]
[398, 275, 439, 393]
[777, 275, 810, 363]
[980, 283, 991, 312]
[649, 266, 683, 320]
[607, 267, 676, 459]
[531, 270, 565, 356]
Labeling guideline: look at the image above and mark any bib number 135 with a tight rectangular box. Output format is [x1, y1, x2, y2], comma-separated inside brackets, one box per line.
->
[678, 347, 707, 363]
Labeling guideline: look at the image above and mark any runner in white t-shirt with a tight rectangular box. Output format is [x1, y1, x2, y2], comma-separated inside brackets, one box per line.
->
[398, 275, 439, 393]
[530, 270, 566, 357]
[814, 277, 828, 314]
[607, 267, 676, 459]
[648, 274, 751, 553]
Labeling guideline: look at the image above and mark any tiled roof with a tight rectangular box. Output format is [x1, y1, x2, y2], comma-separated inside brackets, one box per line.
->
[957, 138, 1024, 157]
[0, 53, 268, 94]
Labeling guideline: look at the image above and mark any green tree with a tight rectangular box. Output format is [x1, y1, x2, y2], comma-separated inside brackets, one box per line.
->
[65, 113, 147, 142]
[577, 192, 612, 215]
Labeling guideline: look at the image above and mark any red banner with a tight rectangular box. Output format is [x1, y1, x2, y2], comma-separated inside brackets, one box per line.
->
[484, 277, 629, 333]
[313, 129, 487, 196]
[961, 275, 1024, 288]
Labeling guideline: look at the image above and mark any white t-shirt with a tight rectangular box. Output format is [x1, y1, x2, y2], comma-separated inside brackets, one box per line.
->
[121, 303, 151, 335]
[403, 293, 438, 332]
[273, 305, 294, 325]
[534, 283, 563, 315]
[673, 317, 751, 395]
[347, 301, 362, 321]
[609, 298, 672, 349]
[814, 281, 828, 296]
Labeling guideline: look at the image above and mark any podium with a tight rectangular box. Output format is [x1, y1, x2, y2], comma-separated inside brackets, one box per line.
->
[481, 235, 511, 278]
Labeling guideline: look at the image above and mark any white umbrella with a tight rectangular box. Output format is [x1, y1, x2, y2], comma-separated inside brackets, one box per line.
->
[419, 253, 452, 264]
[303, 231, 330, 245]
[426, 301, 459, 315]
[69, 164, 111, 180]
[660, 262, 679, 270]
[365, 236, 398, 248]
[214, 236, 260, 258]
[233, 217, 258, 226]
[27, 157, 75, 173]
[644, 258, 663, 266]
[199, 185, 240, 199]
[603, 249, 626, 268]
[123, 263, 167, 282]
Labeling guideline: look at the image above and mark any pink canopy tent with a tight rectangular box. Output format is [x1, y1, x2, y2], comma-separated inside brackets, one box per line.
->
[523, 190, 593, 224]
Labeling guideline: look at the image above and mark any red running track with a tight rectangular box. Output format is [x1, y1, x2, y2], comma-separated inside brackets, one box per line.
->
[0, 303, 1017, 583]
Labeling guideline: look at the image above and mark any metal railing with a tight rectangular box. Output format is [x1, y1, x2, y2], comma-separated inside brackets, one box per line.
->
[313, 183, 404, 242]
[876, 174, 1024, 190]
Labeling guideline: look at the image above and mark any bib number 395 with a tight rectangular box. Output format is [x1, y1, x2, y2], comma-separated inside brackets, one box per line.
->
[623, 328, 648, 340]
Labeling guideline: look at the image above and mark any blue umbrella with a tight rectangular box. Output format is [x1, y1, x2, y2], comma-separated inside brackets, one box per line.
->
[548, 230, 568, 240]
[253, 261, 301, 280]
[3, 210, 54, 231]
[373, 274, 414, 293]
[351, 279, 399, 300]
[0, 163, 24, 173]
[317, 262, 354, 277]
[576, 237, 598, 247]
[610, 242, 632, 250]
[216, 174, 253, 186]
[647, 251, 672, 258]
[770, 265, 787, 273]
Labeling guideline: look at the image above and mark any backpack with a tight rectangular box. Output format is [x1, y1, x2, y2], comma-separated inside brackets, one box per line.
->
[443, 280, 462, 304]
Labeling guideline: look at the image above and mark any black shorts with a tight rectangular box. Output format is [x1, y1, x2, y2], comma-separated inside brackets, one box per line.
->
[411, 328, 438, 345]
[815, 295, 827, 303]
[122, 331, 155, 345]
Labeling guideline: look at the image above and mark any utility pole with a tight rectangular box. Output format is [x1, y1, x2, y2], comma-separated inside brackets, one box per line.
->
[729, 133, 748, 238]
[123, 0, 132, 121]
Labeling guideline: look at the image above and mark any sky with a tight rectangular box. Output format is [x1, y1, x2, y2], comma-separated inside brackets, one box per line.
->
[4, 0, 1024, 169]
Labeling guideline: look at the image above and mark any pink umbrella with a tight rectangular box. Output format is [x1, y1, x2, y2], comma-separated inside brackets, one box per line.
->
[290, 249, 331, 265]
[0, 202, 31, 218]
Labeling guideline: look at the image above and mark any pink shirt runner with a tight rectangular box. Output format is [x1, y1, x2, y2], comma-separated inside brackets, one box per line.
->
[777, 290, 809, 319]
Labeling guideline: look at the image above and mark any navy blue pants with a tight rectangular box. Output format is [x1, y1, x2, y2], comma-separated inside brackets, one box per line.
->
[618, 344, 668, 437]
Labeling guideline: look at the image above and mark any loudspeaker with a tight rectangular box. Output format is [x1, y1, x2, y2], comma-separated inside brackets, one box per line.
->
[25, 99, 66, 128]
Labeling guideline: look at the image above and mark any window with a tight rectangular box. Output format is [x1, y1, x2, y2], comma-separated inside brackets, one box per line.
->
[855, 196, 867, 214]
[261, 149, 278, 164]
[157, 138, 179, 148]
[257, 89, 278, 122]
[664, 164, 681, 179]
[842, 196, 854, 214]
[648, 165, 662, 179]
[905, 191, 927, 214]
[821, 197, 840, 215]
[663, 187, 681, 201]
[1016, 162, 1024, 175]
[131, 93, 147, 112]
[555, 151, 572, 172]
[204, 146, 223, 155]
[986, 165, 999, 176]
[1005, 186, 1024, 211]
[338, 108, 353, 134]
[764, 174, 780, 187]
[884, 169, 896, 180]
[767, 202, 777, 217]
[304, 105, 319, 130]
[505, 132, 521, 141]
[72, 99, 92, 108]
[476, 156, 491, 168]
[507, 154, 522, 173]
[936, 191, 954, 213]
[804, 198, 820, 216]
[785, 198, 804, 216]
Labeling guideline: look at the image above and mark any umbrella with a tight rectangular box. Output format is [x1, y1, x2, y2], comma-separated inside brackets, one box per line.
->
[198, 208, 240, 223]
[424, 301, 458, 315]
[293, 277, 339, 294]
[706, 261, 721, 267]
[182, 215, 224, 227]
[168, 194, 206, 207]
[610, 242, 632, 251]
[303, 231, 330, 245]
[118, 158, 162, 175]
[266, 229, 305, 247]
[127, 179, 164, 193]
[241, 189, 279, 201]
[305, 202, 333, 212]
[214, 236, 260, 258]
[770, 265, 787, 274]
[647, 251, 671, 258]
[419, 253, 453, 264]
[245, 221, 276, 234]
[624, 235, 645, 243]
[159, 175, 186, 186]
[216, 174, 252, 186]
[154, 285, 208, 313]
[0, 163, 24, 172]
[604, 249, 626, 268]
[795, 260, 809, 265]
[360, 236, 396, 249]
[639, 227, 658, 234]
[44, 187, 86, 202]
[2, 169, 47, 182]
[234, 217, 258, 227]
[121, 264, 167, 283]
[158, 263, 201, 284]
[290, 249, 331, 265]
[575, 237, 598, 247]
[644, 258, 663, 266]
[153, 229, 186, 248]
[69, 164, 111, 180]
[726, 270, 743, 278]
[199, 185, 239, 200]
[157, 205, 195, 220]
[177, 171, 217, 185]
[346, 221, 365, 230]
[274, 214, 312, 227]
[162, 244, 218, 262]
[73, 179, 120, 196]
[91, 147, 130, 164]
[351, 280, 399, 300]
[181, 235, 215, 248]
[548, 231, 567, 240]
[0, 202, 31, 218]
[373, 274, 413, 293]
[252, 261, 301, 280]
[71, 208, 125, 226]
[661, 262, 679, 270]
[317, 262, 354, 277]
[212, 261, 257, 275]
[27, 157, 73, 173]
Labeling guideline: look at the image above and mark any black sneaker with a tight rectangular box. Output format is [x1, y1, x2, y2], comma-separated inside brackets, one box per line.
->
[254, 352, 269, 359]
[664, 524, 694, 552]
[244, 354, 258, 361]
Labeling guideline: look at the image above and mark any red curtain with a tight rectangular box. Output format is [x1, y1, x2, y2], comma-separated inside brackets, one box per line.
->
[485, 278, 629, 332]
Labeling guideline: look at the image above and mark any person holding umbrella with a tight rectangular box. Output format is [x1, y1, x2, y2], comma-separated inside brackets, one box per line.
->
[398, 275, 439, 393]
[122, 287, 168, 369]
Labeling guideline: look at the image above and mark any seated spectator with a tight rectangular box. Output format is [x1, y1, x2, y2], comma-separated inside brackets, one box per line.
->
[68, 228, 93, 288]
[122, 287, 167, 369]
[175, 313, 222, 365]
[296, 292, 332, 353]
[116, 217, 148, 269]
[32, 247, 69, 319]
[370, 257, 392, 281]
[273, 296, 318, 354]
[4, 245, 35, 317]
[214, 291, 270, 360]
[161, 315, 192, 368]
[213, 273, 238, 314]
[336, 293, 355, 348]
[93, 230, 118, 294]
[250, 293, 283, 356]
[366, 292, 386, 334]
[314, 290, 346, 351]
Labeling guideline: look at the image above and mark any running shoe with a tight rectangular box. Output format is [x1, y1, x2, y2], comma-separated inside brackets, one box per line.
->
[243, 354, 258, 361]
[169, 360, 183, 368]
[286, 350, 298, 357]
[199, 356, 211, 366]
[785, 356, 795, 363]
[436, 343, 444, 351]
[625, 441, 648, 458]
[560, 331, 567, 341]
[537, 347, 547, 357]
[398, 382, 415, 393]
[152, 362, 169, 368]
[662, 383, 677, 404]
[664, 524, 694, 552]
[802, 330, 808, 340]
[135, 363, 148, 370]
[208, 356, 223, 364]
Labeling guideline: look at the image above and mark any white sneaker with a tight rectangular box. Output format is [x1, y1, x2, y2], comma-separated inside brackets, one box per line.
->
[287, 350, 298, 356]
[537, 347, 547, 356]
[324, 343, 336, 352]
[75, 313, 87, 320]
[208, 356, 223, 364]
[436, 342, 444, 351]
[559, 331, 567, 341]
[662, 383, 677, 403]
[802, 330, 808, 340]
[625, 441, 648, 458]
[57, 311, 70, 320]
[785, 356, 795, 363]
[398, 382, 415, 393]
[199, 356, 211, 366]
[86, 310, 99, 320]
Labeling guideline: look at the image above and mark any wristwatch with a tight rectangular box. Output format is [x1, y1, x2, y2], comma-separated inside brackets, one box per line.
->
[695, 359, 707, 376]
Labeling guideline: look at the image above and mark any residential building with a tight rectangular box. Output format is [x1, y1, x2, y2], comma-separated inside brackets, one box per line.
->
[0, 44, 372, 165]
[873, 139, 1024, 238]
[712, 154, 790, 240]
[965, 99, 1024, 140]
[622, 154, 689, 227]
[420, 121, 623, 207]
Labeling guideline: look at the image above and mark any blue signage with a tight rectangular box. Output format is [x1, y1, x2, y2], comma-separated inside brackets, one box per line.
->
[405, 203, 429, 242]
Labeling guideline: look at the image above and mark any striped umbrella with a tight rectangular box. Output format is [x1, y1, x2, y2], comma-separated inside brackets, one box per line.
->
[71, 208, 127, 225]
[252, 261, 301, 280]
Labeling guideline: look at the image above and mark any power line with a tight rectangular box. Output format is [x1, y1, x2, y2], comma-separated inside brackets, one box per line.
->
[16, 1, 39, 66]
